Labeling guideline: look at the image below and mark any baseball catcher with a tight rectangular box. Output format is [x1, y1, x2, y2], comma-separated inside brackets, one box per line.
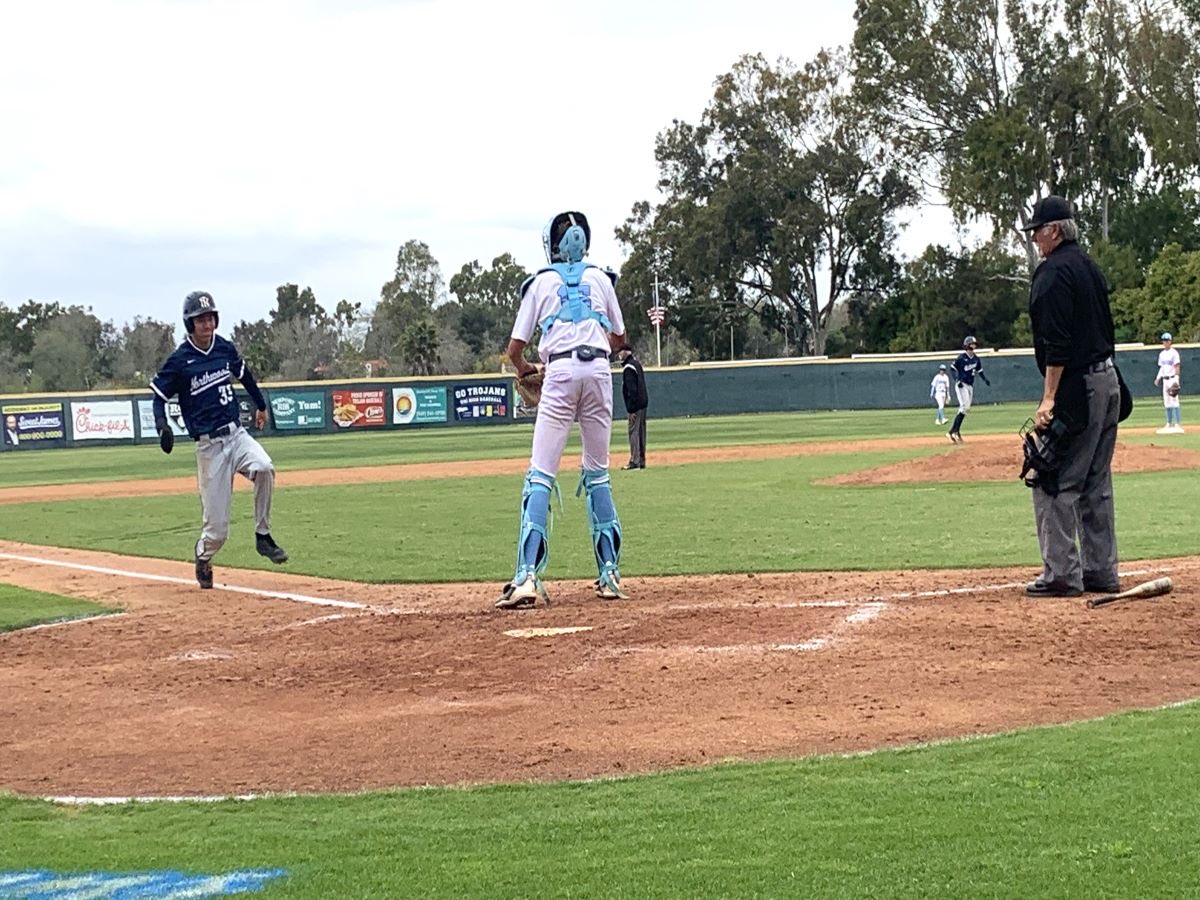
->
[514, 365, 545, 408]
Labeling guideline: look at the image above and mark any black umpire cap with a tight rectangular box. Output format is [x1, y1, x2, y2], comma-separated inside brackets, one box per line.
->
[1022, 195, 1074, 231]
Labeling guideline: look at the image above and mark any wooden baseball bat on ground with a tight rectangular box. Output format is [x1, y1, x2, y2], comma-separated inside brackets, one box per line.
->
[1086, 576, 1173, 609]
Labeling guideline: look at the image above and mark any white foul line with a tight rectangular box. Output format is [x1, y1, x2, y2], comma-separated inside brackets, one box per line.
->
[0, 551, 371, 610]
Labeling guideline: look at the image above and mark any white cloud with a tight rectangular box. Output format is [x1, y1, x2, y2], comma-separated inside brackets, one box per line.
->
[0, 0, 891, 327]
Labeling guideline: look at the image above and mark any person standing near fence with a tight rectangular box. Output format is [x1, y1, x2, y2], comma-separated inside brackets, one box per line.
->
[1155, 331, 1183, 434]
[930, 364, 952, 426]
[619, 344, 649, 469]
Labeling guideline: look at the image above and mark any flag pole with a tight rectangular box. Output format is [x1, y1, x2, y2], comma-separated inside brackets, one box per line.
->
[653, 273, 662, 368]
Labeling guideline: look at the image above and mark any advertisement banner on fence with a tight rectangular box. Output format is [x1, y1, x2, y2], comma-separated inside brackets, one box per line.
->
[136, 399, 188, 438]
[391, 386, 448, 425]
[331, 389, 387, 429]
[452, 382, 509, 421]
[70, 400, 135, 441]
[269, 391, 326, 430]
[2, 401, 67, 450]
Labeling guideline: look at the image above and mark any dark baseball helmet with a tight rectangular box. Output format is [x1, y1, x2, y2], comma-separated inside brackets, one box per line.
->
[963, 335, 977, 349]
[542, 211, 591, 264]
[183, 291, 219, 334]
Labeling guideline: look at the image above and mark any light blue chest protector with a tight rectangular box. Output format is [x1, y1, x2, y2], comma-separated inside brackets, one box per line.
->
[525, 263, 614, 334]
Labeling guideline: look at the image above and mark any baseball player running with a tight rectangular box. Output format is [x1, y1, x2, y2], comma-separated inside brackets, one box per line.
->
[948, 335, 990, 442]
[930, 364, 952, 425]
[1155, 331, 1183, 433]
[150, 291, 288, 589]
[496, 211, 628, 610]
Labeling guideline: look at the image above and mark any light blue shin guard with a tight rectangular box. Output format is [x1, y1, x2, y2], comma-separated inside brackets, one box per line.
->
[576, 467, 623, 585]
[514, 468, 555, 583]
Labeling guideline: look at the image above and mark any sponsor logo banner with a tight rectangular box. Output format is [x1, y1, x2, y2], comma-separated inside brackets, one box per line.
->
[136, 399, 188, 438]
[269, 391, 326, 430]
[331, 389, 387, 428]
[392, 387, 448, 425]
[2, 402, 66, 448]
[70, 400, 135, 441]
[452, 382, 509, 421]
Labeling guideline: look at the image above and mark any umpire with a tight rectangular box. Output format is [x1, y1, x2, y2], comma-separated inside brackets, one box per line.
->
[1023, 195, 1121, 597]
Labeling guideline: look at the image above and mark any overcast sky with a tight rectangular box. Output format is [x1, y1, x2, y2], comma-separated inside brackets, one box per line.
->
[1, 0, 959, 330]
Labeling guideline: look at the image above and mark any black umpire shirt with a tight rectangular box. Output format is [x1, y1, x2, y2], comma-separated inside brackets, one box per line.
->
[1029, 239, 1115, 375]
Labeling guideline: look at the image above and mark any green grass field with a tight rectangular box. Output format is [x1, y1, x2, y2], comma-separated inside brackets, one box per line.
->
[2, 403, 1197, 898]
[0, 584, 118, 632]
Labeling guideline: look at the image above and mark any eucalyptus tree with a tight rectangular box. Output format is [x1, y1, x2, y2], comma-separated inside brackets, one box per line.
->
[621, 50, 915, 356]
[852, 0, 1200, 271]
[447, 252, 530, 356]
[367, 240, 443, 375]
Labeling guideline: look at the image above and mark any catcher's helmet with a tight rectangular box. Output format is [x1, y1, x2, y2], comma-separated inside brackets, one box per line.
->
[543, 211, 591, 264]
[183, 291, 219, 334]
[963, 335, 977, 349]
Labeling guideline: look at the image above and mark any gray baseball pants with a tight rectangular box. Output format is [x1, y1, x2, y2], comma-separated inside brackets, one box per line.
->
[1032, 363, 1120, 590]
[194, 425, 275, 561]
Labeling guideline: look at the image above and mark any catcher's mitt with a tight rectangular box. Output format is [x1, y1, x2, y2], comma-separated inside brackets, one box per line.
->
[515, 366, 545, 407]
[1168, 381, 1182, 397]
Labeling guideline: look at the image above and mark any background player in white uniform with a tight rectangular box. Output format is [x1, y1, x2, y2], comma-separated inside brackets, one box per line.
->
[930, 364, 952, 425]
[497, 211, 628, 610]
[1154, 331, 1183, 433]
[150, 291, 288, 589]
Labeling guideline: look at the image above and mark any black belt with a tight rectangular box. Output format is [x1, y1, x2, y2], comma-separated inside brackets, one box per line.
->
[1088, 357, 1114, 373]
[193, 422, 239, 441]
[549, 346, 609, 363]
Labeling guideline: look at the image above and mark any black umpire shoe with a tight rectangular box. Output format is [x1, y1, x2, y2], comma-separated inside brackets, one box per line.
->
[256, 532, 289, 564]
[194, 554, 214, 589]
[1025, 579, 1082, 597]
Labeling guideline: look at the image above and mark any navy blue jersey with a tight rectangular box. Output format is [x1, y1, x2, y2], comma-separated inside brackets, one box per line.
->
[150, 334, 264, 438]
[952, 351, 984, 386]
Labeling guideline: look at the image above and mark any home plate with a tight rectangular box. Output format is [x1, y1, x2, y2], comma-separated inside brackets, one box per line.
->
[504, 626, 594, 638]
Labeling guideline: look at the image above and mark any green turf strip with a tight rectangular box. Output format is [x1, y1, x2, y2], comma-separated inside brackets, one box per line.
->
[0, 447, 1196, 582]
[0, 400, 1177, 488]
[2, 703, 1198, 898]
[0, 583, 119, 631]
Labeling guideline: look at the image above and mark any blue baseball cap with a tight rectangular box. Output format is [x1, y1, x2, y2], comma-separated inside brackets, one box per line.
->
[1162, 332, 1173, 341]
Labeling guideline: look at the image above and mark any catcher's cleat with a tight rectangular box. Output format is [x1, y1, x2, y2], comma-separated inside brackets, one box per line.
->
[255, 532, 289, 564]
[194, 554, 214, 589]
[495, 575, 547, 610]
[594, 570, 628, 600]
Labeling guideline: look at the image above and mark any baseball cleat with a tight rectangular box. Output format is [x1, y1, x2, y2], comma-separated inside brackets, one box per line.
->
[255, 533, 289, 564]
[495, 575, 547, 610]
[594, 573, 628, 600]
[194, 554, 214, 589]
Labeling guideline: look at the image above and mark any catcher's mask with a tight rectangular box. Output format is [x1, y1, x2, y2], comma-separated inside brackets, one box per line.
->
[183, 291, 219, 334]
[543, 211, 591, 264]
[1018, 416, 1074, 493]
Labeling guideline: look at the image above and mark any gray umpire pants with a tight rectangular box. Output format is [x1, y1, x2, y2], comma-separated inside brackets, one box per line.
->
[627, 408, 647, 467]
[1032, 362, 1120, 590]
[195, 425, 275, 561]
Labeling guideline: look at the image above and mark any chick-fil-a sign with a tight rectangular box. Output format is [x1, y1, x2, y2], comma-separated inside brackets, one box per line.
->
[70, 401, 135, 440]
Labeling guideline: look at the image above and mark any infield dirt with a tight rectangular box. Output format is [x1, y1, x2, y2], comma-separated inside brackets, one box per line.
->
[2, 433, 1198, 797]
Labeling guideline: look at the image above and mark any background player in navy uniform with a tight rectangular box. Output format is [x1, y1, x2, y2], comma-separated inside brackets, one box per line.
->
[948, 335, 990, 442]
[150, 291, 288, 589]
